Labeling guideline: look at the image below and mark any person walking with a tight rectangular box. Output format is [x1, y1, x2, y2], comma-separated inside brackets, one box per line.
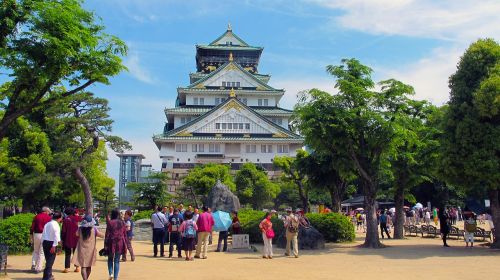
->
[72, 214, 105, 280]
[379, 210, 391, 239]
[105, 209, 127, 280]
[62, 207, 82, 273]
[259, 212, 274, 259]
[30, 206, 52, 274]
[284, 208, 299, 258]
[122, 210, 135, 262]
[41, 211, 63, 280]
[168, 208, 183, 258]
[439, 207, 451, 247]
[194, 206, 214, 259]
[216, 229, 228, 252]
[151, 206, 168, 257]
[179, 211, 198, 261]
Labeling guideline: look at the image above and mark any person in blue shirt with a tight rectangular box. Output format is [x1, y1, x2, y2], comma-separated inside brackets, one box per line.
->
[168, 209, 184, 258]
[379, 210, 391, 239]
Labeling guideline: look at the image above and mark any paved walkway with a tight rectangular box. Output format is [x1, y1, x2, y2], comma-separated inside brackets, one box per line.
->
[4, 230, 500, 280]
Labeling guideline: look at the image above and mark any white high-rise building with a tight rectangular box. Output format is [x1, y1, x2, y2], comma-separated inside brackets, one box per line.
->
[153, 26, 304, 190]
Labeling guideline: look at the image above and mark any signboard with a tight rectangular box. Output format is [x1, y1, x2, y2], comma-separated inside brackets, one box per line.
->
[310, 205, 319, 213]
[232, 234, 250, 249]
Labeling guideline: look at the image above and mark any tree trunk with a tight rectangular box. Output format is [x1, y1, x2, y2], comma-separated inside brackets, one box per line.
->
[393, 186, 405, 239]
[297, 180, 309, 213]
[328, 185, 341, 212]
[489, 189, 500, 248]
[362, 180, 383, 248]
[74, 166, 93, 215]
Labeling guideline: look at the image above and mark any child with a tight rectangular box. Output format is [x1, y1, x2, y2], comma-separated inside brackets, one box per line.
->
[179, 211, 198, 261]
[464, 215, 477, 247]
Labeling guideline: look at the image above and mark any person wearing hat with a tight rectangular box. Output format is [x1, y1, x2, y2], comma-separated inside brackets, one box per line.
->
[284, 208, 300, 258]
[72, 214, 104, 280]
[30, 206, 52, 273]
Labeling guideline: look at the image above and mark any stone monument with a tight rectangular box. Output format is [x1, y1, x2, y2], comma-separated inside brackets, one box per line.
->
[206, 180, 240, 212]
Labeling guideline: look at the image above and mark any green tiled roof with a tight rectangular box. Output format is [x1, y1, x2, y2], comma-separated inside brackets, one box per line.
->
[177, 88, 284, 95]
[197, 45, 263, 51]
[153, 135, 304, 143]
[165, 106, 293, 116]
[187, 61, 276, 90]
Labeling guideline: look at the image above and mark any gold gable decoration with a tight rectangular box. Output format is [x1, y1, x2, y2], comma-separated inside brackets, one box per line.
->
[224, 99, 242, 112]
[229, 88, 236, 98]
[272, 132, 289, 138]
[229, 52, 233, 62]
[175, 130, 193, 137]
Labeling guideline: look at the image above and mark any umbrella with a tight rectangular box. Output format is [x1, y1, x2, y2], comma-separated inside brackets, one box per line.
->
[355, 208, 364, 211]
[212, 211, 232, 232]
[414, 203, 423, 209]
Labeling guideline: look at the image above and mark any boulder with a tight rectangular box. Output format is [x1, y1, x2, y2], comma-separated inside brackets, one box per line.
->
[276, 226, 325, 250]
[205, 180, 240, 213]
[132, 219, 152, 241]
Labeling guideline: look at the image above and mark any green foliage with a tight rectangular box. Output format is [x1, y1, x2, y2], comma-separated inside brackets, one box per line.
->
[441, 38, 500, 192]
[238, 209, 284, 243]
[182, 163, 235, 200]
[0, 0, 127, 139]
[127, 172, 171, 210]
[131, 209, 154, 222]
[234, 163, 280, 209]
[305, 213, 355, 242]
[0, 213, 35, 254]
[273, 151, 310, 212]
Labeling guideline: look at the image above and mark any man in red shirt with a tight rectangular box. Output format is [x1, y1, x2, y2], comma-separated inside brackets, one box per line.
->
[30, 207, 52, 273]
[194, 206, 214, 259]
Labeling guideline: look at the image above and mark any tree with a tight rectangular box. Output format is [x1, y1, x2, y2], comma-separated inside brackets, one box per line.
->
[440, 38, 500, 247]
[182, 163, 235, 207]
[0, 0, 127, 140]
[126, 172, 170, 210]
[389, 100, 441, 239]
[234, 163, 280, 209]
[295, 59, 416, 248]
[297, 151, 354, 212]
[273, 150, 310, 212]
[44, 92, 130, 215]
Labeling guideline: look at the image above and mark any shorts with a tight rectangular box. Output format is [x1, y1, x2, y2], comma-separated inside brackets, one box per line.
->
[464, 232, 474, 243]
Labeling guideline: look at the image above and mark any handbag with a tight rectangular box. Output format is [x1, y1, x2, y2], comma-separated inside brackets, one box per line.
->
[98, 248, 108, 256]
[265, 228, 275, 239]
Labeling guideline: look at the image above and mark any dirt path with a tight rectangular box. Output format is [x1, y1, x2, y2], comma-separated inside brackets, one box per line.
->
[4, 231, 500, 280]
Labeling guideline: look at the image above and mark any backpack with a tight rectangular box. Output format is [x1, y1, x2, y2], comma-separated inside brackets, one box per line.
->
[183, 220, 196, 238]
[287, 215, 299, 233]
[465, 220, 477, 232]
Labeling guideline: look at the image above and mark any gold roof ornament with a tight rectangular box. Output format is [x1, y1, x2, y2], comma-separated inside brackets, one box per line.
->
[229, 52, 233, 62]
[229, 88, 236, 98]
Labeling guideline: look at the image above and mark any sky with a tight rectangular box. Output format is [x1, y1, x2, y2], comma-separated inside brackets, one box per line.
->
[81, 0, 500, 190]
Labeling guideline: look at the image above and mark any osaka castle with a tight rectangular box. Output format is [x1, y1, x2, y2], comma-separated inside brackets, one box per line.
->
[153, 25, 304, 190]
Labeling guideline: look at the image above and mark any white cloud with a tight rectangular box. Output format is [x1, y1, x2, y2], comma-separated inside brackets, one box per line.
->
[272, 76, 335, 109]
[377, 47, 464, 105]
[122, 52, 157, 84]
[309, 0, 500, 41]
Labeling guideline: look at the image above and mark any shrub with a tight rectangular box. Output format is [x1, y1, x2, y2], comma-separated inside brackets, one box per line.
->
[238, 208, 284, 243]
[132, 209, 153, 221]
[0, 213, 35, 254]
[305, 212, 355, 242]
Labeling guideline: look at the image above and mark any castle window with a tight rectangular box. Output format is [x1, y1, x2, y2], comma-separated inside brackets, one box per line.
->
[216, 123, 221, 129]
[264, 99, 269, 106]
[194, 97, 199, 105]
[277, 144, 289, 153]
[245, 123, 250, 129]
[246, 145, 256, 153]
[199, 98, 204, 105]
[258, 99, 262, 106]
[222, 82, 226, 87]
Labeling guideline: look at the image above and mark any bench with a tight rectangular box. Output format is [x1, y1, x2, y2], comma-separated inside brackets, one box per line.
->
[424, 225, 439, 238]
[408, 225, 423, 237]
[420, 225, 429, 236]
[449, 226, 464, 240]
[475, 227, 492, 241]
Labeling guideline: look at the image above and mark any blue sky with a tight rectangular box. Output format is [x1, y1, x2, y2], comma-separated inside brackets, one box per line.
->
[80, 0, 500, 189]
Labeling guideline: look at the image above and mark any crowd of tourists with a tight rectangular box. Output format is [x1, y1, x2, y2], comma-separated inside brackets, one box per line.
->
[30, 206, 133, 280]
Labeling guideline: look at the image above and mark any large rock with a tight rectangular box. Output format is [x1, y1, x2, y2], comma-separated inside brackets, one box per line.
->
[133, 219, 152, 241]
[205, 180, 240, 213]
[277, 226, 326, 250]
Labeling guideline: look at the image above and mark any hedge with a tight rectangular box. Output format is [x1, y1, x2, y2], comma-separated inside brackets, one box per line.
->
[238, 209, 354, 244]
[305, 212, 355, 242]
[132, 209, 153, 221]
[0, 213, 35, 254]
[238, 209, 284, 243]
